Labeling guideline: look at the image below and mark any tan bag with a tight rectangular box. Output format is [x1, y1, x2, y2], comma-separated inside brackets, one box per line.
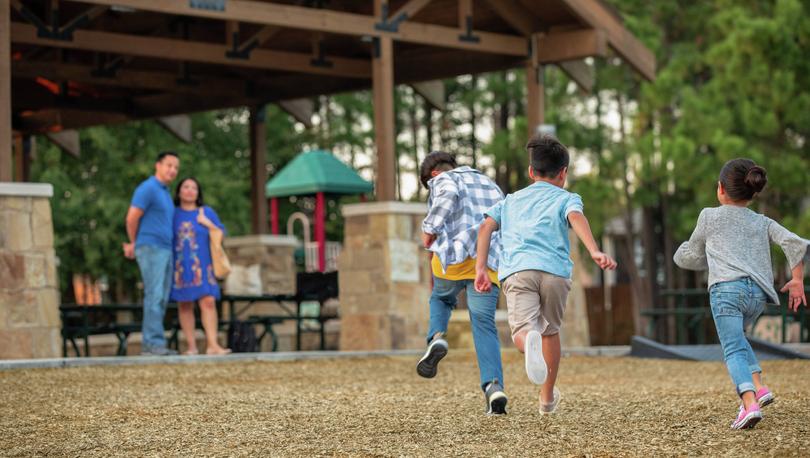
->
[209, 226, 232, 279]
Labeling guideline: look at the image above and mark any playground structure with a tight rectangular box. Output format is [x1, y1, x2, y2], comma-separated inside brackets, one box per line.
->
[266, 149, 372, 273]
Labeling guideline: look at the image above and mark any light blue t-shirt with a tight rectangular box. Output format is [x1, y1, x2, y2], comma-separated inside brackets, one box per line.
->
[130, 176, 174, 250]
[485, 181, 584, 281]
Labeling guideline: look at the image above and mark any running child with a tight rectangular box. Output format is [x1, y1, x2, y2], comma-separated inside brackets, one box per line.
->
[475, 134, 617, 414]
[674, 158, 808, 430]
[417, 151, 508, 415]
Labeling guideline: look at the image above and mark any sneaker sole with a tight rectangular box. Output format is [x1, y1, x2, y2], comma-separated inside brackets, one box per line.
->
[487, 393, 508, 415]
[758, 393, 774, 408]
[416, 344, 447, 378]
[525, 331, 547, 385]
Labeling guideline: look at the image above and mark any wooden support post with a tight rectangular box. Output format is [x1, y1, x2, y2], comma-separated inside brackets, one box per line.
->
[13, 135, 23, 182]
[315, 191, 326, 272]
[372, 0, 396, 201]
[0, 0, 11, 182]
[526, 62, 544, 138]
[249, 105, 269, 234]
[270, 197, 279, 235]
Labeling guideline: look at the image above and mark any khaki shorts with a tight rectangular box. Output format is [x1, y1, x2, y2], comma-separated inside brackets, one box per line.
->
[502, 270, 572, 339]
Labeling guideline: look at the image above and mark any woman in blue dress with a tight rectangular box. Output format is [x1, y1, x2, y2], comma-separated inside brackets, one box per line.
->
[171, 177, 231, 355]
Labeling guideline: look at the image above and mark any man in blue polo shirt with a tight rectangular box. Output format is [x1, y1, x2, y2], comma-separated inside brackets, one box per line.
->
[123, 151, 180, 356]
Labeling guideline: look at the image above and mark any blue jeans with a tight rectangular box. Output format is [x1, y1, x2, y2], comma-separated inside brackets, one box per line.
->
[135, 244, 173, 350]
[427, 276, 503, 390]
[709, 278, 766, 396]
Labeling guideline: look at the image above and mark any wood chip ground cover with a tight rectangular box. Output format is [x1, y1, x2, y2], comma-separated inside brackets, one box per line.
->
[1, 352, 808, 456]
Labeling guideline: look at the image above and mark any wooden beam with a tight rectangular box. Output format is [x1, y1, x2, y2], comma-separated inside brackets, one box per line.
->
[389, 0, 432, 23]
[45, 129, 80, 158]
[557, 0, 655, 80]
[480, 0, 541, 36]
[458, 0, 472, 27]
[278, 99, 314, 128]
[249, 105, 268, 234]
[12, 61, 246, 95]
[526, 62, 544, 137]
[73, 0, 528, 57]
[373, 0, 396, 201]
[16, 109, 129, 132]
[410, 80, 444, 111]
[0, 0, 11, 181]
[11, 22, 372, 78]
[157, 115, 192, 143]
[558, 60, 594, 94]
[532, 29, 607, 64]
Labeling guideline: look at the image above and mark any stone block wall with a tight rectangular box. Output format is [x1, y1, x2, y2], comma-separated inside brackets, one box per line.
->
[223, 235, 298, 296]
[339, 202, 431, 351]
[0, 183, 60, 359]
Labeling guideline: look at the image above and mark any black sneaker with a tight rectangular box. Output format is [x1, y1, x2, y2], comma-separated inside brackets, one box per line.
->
[416, 338, 448, 378]
[485, 380, 508, 415]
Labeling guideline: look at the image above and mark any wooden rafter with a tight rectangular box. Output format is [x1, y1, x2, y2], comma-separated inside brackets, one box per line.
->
[557, 0, 655, 80]
[68, 0, 528, 57]
[11, 22, 372, 78]
[532, 29, 607, 64]
[389, 0, 432, 24]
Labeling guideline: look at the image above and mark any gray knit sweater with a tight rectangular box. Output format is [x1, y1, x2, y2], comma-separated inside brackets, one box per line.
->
[674, 205, 809, 304]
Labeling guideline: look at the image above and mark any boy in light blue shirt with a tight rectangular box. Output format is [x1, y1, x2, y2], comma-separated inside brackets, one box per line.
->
[475, 134, 616, 414]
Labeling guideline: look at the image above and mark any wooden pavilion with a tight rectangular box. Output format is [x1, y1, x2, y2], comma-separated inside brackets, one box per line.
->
[1, 0, 655, 233]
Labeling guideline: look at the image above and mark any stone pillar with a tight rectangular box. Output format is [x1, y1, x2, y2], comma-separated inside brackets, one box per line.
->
[223, 235, 298, 296]
[338, 202, 430, 350]
[0, 183, 60, 359]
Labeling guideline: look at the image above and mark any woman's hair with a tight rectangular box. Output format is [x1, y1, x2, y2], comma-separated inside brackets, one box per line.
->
[719, 158, 767, 201]
[419, 151, 457, 189]
[174, 177, 204, 207]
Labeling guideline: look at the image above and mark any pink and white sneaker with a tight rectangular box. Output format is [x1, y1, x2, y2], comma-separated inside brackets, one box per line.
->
[756, 387, 775, 408]
[731, 403, 762, 430]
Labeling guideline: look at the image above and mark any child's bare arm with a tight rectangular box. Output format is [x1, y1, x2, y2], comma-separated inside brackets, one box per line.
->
[568, 211, 617, 270]
[474, 217, 498, 292]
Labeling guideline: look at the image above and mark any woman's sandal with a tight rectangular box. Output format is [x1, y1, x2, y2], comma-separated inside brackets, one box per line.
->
[183, 349, 199, 356]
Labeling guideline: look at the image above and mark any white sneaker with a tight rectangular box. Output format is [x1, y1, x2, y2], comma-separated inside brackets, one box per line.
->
[524, 330, 547, 385]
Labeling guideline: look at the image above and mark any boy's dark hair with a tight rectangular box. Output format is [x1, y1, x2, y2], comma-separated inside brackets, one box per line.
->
[156, 151, 179, 163]
[174, 177, 204, 207]
[420, 151, 457, 189]
[526, 134, 569, 178]
[719, 158, 767, 201]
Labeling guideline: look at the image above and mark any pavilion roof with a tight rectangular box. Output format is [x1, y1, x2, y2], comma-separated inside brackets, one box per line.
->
[8, 0, 656, 134]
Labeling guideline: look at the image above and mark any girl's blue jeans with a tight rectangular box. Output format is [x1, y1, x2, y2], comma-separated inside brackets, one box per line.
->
[709, 277, 766, 396]
[427, 276, 503, 391]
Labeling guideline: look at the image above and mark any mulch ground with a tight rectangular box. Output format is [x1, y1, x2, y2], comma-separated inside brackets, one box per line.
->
[1, 351, 809, 457]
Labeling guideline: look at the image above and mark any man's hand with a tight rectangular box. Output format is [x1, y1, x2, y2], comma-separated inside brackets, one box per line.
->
[422, 232, 437, 249]
[122, 242, 135, 260]
[474, 268, 492, 293]
[590, 251, 617, 270]
[781, 278, 807, 312]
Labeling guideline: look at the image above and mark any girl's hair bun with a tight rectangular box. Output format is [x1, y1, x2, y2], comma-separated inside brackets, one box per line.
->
[744, 165, 767, 193]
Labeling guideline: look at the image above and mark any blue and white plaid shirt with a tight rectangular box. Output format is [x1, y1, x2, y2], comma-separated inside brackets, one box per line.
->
[422, 166, 504, 273]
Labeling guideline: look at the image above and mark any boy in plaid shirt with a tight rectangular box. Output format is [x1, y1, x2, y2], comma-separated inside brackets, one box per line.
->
[417, 151, 507, 415]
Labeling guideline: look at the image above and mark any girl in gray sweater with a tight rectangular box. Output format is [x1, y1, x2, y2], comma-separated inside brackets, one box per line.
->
[674, 158, 808, 430]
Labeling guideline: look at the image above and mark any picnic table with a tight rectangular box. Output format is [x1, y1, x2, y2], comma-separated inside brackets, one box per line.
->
[59, 272, 340, 357]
